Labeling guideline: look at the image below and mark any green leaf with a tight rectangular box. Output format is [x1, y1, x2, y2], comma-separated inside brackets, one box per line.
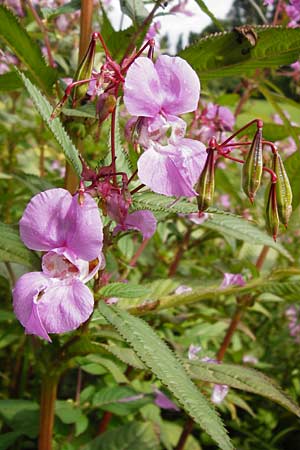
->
[194, 0, 224, 31]
[92, 385, 149, 415]
[282, 150, 300, 210]
[100, 343, 145, 369]
[202, 214, 292, 260]
[79, 354, 128, 383]
[101, 8, 136, 60]
[120, 0, 148, 25]
[180, 27, 300, 80]
[41, 0, 81, 19]
[99, 302, 233, 450]
[12, 172, 55, 194]
[0, 6, 56, 93]
[0, 222, 40, 269]
[188, 361, 300, 417]
[0, 431, 22, 450]
[99, 282, 151, 299]
[0, 71, 23, 91]
[83, 421, 159, 450]
[262, 122, 300, 142]
[19, 72, 82, 177]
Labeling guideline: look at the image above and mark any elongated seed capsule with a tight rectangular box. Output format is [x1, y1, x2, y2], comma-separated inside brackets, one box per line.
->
[272, 152, 293, 227]
[72, 34, 97, 105]
[242, 127, 263, 202]
[196, 147, 215, 212]
[265, 182, 279, 241]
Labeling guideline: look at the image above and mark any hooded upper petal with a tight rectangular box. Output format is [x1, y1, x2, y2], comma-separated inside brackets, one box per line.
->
[155, 55, 200, 115]
[19, 189, 103, 261]
[137, 139, 206, 197]
[114, 210, 157, 240]
[19, 188, 73, 251]
[124, 57, 163, 117]
[65, 193, 103, 261]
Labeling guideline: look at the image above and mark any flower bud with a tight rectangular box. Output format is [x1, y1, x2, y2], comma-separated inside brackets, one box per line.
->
[196, 147, 215, 212]
[242, 127, 263, 202]
[272, 153, 292, 227]
[72, 35, 97, 105]
[265, 182, 279, 241]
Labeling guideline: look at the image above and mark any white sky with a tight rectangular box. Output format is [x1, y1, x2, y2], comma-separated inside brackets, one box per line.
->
[107, 0, 234, 53]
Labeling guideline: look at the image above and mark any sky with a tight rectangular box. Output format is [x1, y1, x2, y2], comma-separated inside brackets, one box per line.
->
[107, 0, 235, 53]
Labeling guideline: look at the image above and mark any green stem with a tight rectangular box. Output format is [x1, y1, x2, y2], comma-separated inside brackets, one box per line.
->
[38, 376, 59, 450]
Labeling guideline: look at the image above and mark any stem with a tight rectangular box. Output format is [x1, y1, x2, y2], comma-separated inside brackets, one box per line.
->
[273, 0, 282, 25]
[110, 106, 117, 184]
[220, 119, 263, 147]
[98, 411, 113, 434]
[234, 87, 252, 117]
[38, 376, 58, 450]
[255, 245, 269, 271]
[216, 308, 244, 361]
[129, 238, 150, 267]
[174, 417, 194, 450]
[26, 0, 55, 68]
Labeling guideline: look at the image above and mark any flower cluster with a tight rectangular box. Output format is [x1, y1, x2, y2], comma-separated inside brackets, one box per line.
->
[13, 189, 104, 341]
[191, 102, 235, 143]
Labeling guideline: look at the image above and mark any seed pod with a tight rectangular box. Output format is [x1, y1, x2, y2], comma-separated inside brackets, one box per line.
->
[72, 35, 97, 105]
[242, 127, 263, 202]
[272, 152, 293, 227]
[196, 148, 215, 212]
[265, 182, 279, 241]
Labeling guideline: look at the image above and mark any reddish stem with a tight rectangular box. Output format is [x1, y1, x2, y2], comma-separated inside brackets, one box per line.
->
[129, 238, 151, 267]
[168, 228, 192, 277]
[130, 184, 145, 195]
[220, 119, 263, 147]
[98, 411, 113, 434]
[110, 106, 117, 185]
[38, 376, 58, 450]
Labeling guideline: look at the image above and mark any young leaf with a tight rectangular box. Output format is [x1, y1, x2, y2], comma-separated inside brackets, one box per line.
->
[180, 27, 300, 80]
[0, 222, 40, 269]
[19, 72, 82, 177]
[99, 302, 233, 450]
[188, 361, 300, 417]
[0, 6, 56, 93]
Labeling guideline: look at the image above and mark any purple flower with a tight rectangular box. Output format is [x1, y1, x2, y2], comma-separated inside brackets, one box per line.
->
[154, 388, 180, 411]
[220, 273, 246, 289]
[188, 344, 202, 360]
[263, 0, 274, 5]
[114, 210, 157, 240]
[13, 189, 104, 342]
[193, 102, 235, 143]
[170, 0, 194, 16]
[286, 0, 300, 26]
[124, 55, 205, 196]
[175, 285, 193, 295]
[211, 384, 229, 404]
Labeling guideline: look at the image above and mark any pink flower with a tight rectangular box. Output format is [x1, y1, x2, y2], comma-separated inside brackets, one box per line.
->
[13, 189, 104, 342]
[211, 384, 229, 404]
[194, 103, 235, 143]
[170, 0, 194, 16]
[220, 273, 246, 289]
[286, 0, 300, 26]
[124, 55, 205, 196]
[263, 0, 274, 5]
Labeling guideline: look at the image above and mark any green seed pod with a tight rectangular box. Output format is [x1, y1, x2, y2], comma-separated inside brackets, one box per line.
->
[196, 148, 215, 212]
[265, 182, 279, 241]
[242, 128, 263, 202]
[273, 152, 293, 227]
[72, 36, 97, 105]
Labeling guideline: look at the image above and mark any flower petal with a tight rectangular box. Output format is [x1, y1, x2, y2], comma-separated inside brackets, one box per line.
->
[138, 139, 206, 197]
[155, 55, 200, 115]
[124, 57, 163, 117]
[114, 210, 157, 240]
[19, 188, 72, 251]
[38, 279, 94, 334]
[66, 193, 103, 261]
[13, 271, 52, 341]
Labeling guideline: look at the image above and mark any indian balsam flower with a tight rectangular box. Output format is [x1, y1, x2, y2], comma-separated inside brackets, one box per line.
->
[13, 188, 104, 342]
[124, 55, 207, 197]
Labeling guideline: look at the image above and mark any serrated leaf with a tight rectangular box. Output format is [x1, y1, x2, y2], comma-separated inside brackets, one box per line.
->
[100, 343, 145, 369]
[0, 6, 56, 93]
[83, 421, 159, 450]
[0, 222, 40, 269]
[13, 172, 55, 194]
[194, 0, 224, 31]
[19, 72, 82, 177]
[202, 215, 292, 260]
[99, 282, 151, 298]
[180, 27, 300, 80]
[188, 361, 300, 417]
[98, 302, 233, 450]
[80, 354, 128, 383]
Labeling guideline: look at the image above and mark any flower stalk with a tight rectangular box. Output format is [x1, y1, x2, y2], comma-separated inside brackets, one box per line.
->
[38, 375, 59, 450]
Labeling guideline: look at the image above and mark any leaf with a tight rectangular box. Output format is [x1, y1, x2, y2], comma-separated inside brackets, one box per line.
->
[120, 0, 149, 25]
[12, 172, 55, 194]
[0, 222, 40, 269]
[41, 0, 81, 19]
[0, 71, 23, 91]
[282, 151, 300, 210]
[19, 72, 82, 177]
[180, 27, 300, 80]
[92, 385, 149, 415]
[188, 361, 300, 417]
[100, 343, 145, 369]
[82, 421, 159, 450]
[194, 0, 224, 31]
[99, 282, 151, 299]
[99, 302, 233, 450]
[0, 6, 56, 93]
[80, 354, 128, 383]
[262, 122, 300, 142]
[101, 8, 136, 60]
[202, 214, 292, 260]
[0, 431, 22, 450]
[132, 190, 226, 215]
